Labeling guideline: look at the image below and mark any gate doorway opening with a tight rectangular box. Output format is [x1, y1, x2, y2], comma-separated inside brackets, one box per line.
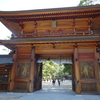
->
[36, 54, 75, 93]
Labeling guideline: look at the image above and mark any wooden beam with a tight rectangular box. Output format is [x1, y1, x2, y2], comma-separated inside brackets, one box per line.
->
[29, 47, 35, 93]
[78, 48, 95, 53]
[40, 64, 42, 89]
[14, 78, 29, 82]
[8, 42, 100, 48]
[38, 54, 72, 58]
[80, 79, 98, 83]
[7, 71, 11, 91]
[74, 45, 81, 94]
[14, 43, 75, 48]
[9, 49, 17, 92]
[95, 46, 100, 94]
[35, 49, 73, 54]
[71, 64, 75, 92]
[36, 65, 39, 90]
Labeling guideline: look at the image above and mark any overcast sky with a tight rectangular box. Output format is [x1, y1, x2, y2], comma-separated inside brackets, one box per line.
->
[0, 0, 80, 11]
[0, 0, 100, 54]
[0, 0, 81, 40]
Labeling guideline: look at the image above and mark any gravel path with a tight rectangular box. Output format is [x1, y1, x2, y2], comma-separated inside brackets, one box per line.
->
[0, 80, 100, 100]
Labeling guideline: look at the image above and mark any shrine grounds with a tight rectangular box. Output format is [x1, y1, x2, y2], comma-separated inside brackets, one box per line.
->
[0, 80, 100, 100]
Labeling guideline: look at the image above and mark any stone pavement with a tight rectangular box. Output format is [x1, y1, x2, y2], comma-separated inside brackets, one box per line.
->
[0, 80, 100, 100]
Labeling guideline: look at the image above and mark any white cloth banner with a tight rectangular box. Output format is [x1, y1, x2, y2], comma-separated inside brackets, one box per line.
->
[37, 57, 72, 64]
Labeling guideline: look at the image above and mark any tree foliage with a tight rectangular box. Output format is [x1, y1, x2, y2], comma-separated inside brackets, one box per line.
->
[42, 61, 71, 80]
[56, 64, 64, 78]
[42, 61, 59, 80]
[63, 64, 71, 75]
[78, 0, 98, 6]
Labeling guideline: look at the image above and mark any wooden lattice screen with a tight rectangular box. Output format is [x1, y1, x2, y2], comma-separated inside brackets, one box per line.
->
[14, 82, 27, 91]
[81, 83, 97, 92]
[0, 75, 8, 82]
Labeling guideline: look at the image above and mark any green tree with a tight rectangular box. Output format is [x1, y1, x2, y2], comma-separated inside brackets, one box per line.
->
[78, 0, 99, 6]
[42, 61, 72, 80]
[63, 64, 71, 75]
[42, 61, 59, 80]
[56, 64, 64, 78]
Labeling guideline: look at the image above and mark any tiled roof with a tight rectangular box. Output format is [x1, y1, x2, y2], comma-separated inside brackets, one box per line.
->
[0, 36, 100, 44]
[0, 4, 100, 14]
[0, 55, 13, 65]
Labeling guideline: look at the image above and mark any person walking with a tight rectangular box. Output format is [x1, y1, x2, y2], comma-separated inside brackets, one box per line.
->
[58, 79, 60, 86]
[52, 79, 55, 86]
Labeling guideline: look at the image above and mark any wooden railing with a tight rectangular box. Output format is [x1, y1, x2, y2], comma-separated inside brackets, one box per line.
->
[11, 30, 100, 39]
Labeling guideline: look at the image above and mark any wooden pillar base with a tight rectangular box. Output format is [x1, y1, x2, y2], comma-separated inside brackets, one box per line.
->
[95, 46, 100, 94]
[74, 46, 81, 94]
[40, 64, 42, 89]
[76, 83, 81, 94]
[9, 50, 17, 92]
[36, 64, 39, 90]
[29, 47, 35, 93]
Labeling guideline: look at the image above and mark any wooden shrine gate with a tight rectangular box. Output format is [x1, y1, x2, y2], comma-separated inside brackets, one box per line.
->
[2, 44, 98, 94]
[0, 41, 100, 94]
[0, 5, 100, 94]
